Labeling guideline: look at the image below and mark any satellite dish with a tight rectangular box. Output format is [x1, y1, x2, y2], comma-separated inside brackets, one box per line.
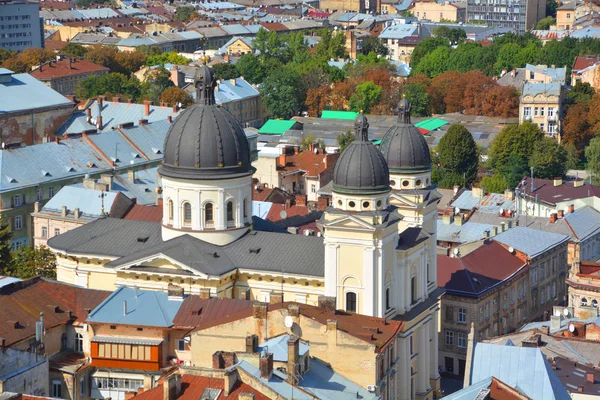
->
[554, 310, 561, 317]
[569, 323, 575, 333]
[454, 207, 460, 215]
[563, 308, 569, 316]
[508, 246, 514, 253]
[284, 315, 294, 328]
[280, 210, 287, 219]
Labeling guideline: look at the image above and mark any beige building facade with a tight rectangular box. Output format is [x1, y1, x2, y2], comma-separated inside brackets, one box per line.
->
[519, 82, 565, 138]
[411, 1, 466, 22]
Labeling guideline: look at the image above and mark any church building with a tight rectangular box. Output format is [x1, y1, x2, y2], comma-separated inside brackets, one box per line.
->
[47, 66, 441, 400]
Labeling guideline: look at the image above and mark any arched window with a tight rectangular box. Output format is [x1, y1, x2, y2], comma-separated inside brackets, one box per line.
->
[243, 198, 248, 218]
[168, 199, 173, 222]
[205, 203, 214, 222]
[74, 333, 84, 353]
[582, 297, 588, 306]
[227, 201, 234, 222]
[593, 299, 598, 308]
[183, 202, 192, 225]
[385, 287, 391, 311]
[345, 292, 357, 313]
[411, 276, 418, 304]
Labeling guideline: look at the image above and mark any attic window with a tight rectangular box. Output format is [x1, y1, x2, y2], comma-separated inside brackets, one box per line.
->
[249, 248, 261, 254]
[6, 176, 17, 183]
[152, 148, 162, 155]
[131, 153, 141, 158]
[110, 157, 120, 163]
[65, 167, 76, 172]
[137, 236, 149, 243]
[54, 306, 61, 313]
[192, 307, 203, 316]
[213, 252, 219, 258]
[87, 162, 97, 168]
[41, 170, 51, 177]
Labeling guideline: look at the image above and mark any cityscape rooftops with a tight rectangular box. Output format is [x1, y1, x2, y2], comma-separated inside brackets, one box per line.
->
[37, 186, 133, 220]
[518, 176, 600, 206]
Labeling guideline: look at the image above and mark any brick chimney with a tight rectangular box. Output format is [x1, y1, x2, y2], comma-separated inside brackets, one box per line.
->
[259, 352, 273, 379]
[144, 100, 152, 116]
[587, 372, 595, 384]
[223, 370, 236, 396]
[113, 96, 120, 103]
[167, 116, 173, 123]
[86, 107, 92, 122]
[199, 288, 211, 300]
[569, 204, 575, 214]
[61, 206, 67, 217]
[128, 98, 133, 104]
[173, 104, 178, 113]
[295, 194, 307, 206]
[558, 209, 564, 218]
[287, 335, 300, 385]
[270, 292, 283, 304]
[245, 334, 258, 353]
[550, 213, 557, 223]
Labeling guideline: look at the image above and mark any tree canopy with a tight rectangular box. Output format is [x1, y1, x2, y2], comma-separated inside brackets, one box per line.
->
[585, 138, 600, 185]
[529, 137, 567, 179]
[160, 87, 193, 108]
[488, 122, 544, 170]
[8, 245, 57, 280]
[259, 68, 302, 119]
[349, 81, 382, 113]
[337, 130, 354, 152]
[436, 124, 479, 187]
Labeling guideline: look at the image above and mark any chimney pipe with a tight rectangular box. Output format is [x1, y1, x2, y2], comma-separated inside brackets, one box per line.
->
[123, 300, 127, 316]
[144, 101, 151, 116]
[167, 116, 173, 123]
[287, 335, 300, 385]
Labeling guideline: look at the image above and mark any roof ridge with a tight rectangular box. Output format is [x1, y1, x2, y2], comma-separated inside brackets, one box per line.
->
[152, 290, 172, 326]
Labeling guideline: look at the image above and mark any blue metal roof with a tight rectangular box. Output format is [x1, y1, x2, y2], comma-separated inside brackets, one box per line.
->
[252, 201, 272, 219]
[437, 220, 495, 244]
[0, 276, 21, 288]
[379, 24, 418, 39]
[86, 130, 150, 168]
[451, 190, 515, 213]
[221, 24, 253, 35]
[570, 27, 600, 39]
[41, 186, 119, 218]
[468, 342, 571, 400]
[78, 8, 120, 18]
[257, 335, 310, 362]
[198, 1, 245, 10]
[494, 226, 570, 258]
[525, 64, 566, 82]
[87, 286, 183, 327]
[117, 120, 171, 162]
[0, 73, 73, 113]
[57, 100, 180, 134]
[563, 205, 600, 242]
[522, 82, 562, 97]
[215, 77, 260, 103]
[0, 138, 113, 193]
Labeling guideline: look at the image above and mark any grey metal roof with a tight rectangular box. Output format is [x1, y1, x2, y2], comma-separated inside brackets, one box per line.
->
[451, 190, 515, 213]
[522, 82, 562, 97]
[378, 24, 419, 39]
[563, 205, 600, 242]
[468, 342, 571, 400]
[494, 226, 570, 258]
[0, 72, 73, 113]
[87, 286, 183, 327]
[437, 220, 495, 244]
[41, 186, 119, 218]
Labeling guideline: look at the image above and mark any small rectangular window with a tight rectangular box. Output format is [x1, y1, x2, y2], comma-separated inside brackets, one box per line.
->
[54, 228, 60, 237]
[41, 226, 48, 239]
[177, 339, 186, 351]
[445, 330, 454, 345]
[52, 381, 62, 398]
[49, 186, 55, 198]
[457, 332, 467, 348]
[14, 215, 23, 230]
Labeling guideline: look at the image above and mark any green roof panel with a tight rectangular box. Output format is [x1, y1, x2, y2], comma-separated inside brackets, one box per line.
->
[258, 119, 297, 135]
[414, 118, 449, 131]
[321, 110, 359, 120]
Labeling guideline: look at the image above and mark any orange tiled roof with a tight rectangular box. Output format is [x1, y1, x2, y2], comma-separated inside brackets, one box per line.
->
[123, 204, 163, 223]
[30, 58, 108, 80]
[277, 150, 339, 178]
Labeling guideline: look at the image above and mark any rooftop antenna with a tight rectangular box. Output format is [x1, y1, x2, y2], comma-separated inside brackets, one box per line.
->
[530, 166, 534, 192]
[99, 190, 106, 218]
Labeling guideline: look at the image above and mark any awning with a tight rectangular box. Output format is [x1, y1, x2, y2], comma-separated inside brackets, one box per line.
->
[91, 336, 164, 346]
[320, 110, 359, 120]
[414, 118, 448, 131]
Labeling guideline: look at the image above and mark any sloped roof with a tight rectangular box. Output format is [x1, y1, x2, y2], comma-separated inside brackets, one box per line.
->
[572, 55, 600, 72]
[122, 204, 163, 222]
[30, 58, 108, 80]
[563, 205, 600, 241]
[522, 81, 562, 97]
[87, 286, 183, 327]
[258, 119, 298, 135]
[494, 227, 570, 259]
[468, 342, 571, 400]
[39, 186, 133, 220]
[519, 177, 600, 206]
[258, 334, 310, 362]
[0, 278, 110, 346]
[0, 72, 73, 113]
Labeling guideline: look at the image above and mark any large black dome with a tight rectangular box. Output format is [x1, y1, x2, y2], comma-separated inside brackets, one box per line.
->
[333, 114, 390, 195]
[159, 65, 254, 180]
[379, 100, 432, 174]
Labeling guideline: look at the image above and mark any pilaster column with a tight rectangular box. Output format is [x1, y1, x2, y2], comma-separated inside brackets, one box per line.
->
[217, 189, 225, 230]
[324, 243, 338, 298]
[429, 317, 440, 386]
[398, 337, 410, 400]
[236, 187, 243, 227]
[417, 325, 428, 394]
[363, 246, 376, 316]
[405, 264, 412, 312]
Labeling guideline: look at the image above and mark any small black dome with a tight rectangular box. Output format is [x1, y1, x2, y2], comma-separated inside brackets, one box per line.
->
[379, 100, 431, 174]
[159, 66, 254, 180]
[333, 114, 390, 195]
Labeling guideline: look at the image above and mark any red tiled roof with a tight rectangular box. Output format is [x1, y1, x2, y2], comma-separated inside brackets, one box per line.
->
[259, 22, 288, 31]
[265, 204, 310, 222]
[307, 10, 330, 18]
[277, 150, 339, 178]
[174, 298, 403, 353]
[30, 58, 108, 80]
[438, 241, 526, 295]
[40, 1, 74, 9]
[578, 261, 600, 276]
[134, 375, 270, 400]
[518, 177, 600, 206]
[252, 186, 274, 202]
[572, 55, 600, 72]
[45, 40, 68, 51]
[0, 278, 110, 346]
[123, 204, 163, 223]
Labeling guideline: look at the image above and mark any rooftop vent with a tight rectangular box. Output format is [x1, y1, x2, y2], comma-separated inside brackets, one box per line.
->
[249, 248, 261, 254]
[151, 147, 162, 154]
[41, 170, 51, 177]
[65, 166, 76, 172]
[137, 236, 149, 243]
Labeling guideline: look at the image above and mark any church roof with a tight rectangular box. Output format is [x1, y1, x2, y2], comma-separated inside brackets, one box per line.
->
[47, 218, 325, 278]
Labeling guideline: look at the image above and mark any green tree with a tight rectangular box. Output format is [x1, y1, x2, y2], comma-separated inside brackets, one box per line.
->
[236, 53, 263, 84]
[175, 5, 196, 22]
[9, 245, 56, 279]
[301, 134, 315, 151]
[0, 218, 12, 276]
[402, 83, 431, 117]
[349, 81, 382, 113]
[314, 28, 346, 60]
[75, 72, 141, 100]
[337, 130, 354, 152]
[536, 16, 556, 30]
[488, 122, 544, 170]
[432, 26, 466, 45]
[160, 87, 193, 107]
[259, 68, 302, 119]
[410, 37, 449, 70]
[494, 43, 522, 73]
[141, 68, 174, 104]
[146, 51, 192, 66]
[497, 151, 529, 189]
[529, 137, 567, 179]
[212, 63, 241, 80]
[437, 124, 479, 187]
[585, 137, 600, 185]
[414, 46, 451, 77]
[546, 0, 558, 17]
[565, 143, 580, 170]
[568, 81, 595, 104]
[61, 43, 88, 58]
[360, 36, 389, 56]
[478, 175, 509, 193]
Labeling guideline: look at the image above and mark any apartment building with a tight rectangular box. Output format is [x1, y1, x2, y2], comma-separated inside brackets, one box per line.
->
[519, 82, 565, 138]
[571, 56, 600, 89]
[29, 57, 109, 96]
[466, 0, 545, 34]
[411, 0, 466, 22]
[0, 0, 43, 50]
[556, 1, 575, 29]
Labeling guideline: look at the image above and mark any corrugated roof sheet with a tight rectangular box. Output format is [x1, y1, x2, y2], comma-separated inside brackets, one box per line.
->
[494, 226, 569, 258]
[522, 81, 562, 97]
[437, 220, 495, 244]
[564, 205, 600, 241]
[41, 186, 119, 218]
[257, 334, 310, 362]
[0, 73, 73, 113]
[379, 24, 418, 39]
[87, 287, 183, 327]
[216, 77, 259, 103]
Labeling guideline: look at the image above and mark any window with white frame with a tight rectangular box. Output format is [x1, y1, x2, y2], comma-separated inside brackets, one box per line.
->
[457, 332, 466, 348]
[582, 297, 589, 306]
[41, 226, 48, 238]
[540, 107, 545, 116]
[37, 188, 43, 202]
[548, 107, 555, 117]
[14, 215, 22, 230]
[52, 381, 62, 398]
[75, 333, 83, 352]
[524, 106, 531, 117]
[458, 307, 466, 323]
[534, 107, 539, 116]
[13, 194, 22, 207]
[54, 228, 60, 237]
[540, 123, 545, 132]
[49, 186, 54, 198]
[445, 330, 454, 346]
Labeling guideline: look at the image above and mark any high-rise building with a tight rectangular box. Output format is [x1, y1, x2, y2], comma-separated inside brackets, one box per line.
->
[466, 0, 545, 34]
[0, 0, 44, 50]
